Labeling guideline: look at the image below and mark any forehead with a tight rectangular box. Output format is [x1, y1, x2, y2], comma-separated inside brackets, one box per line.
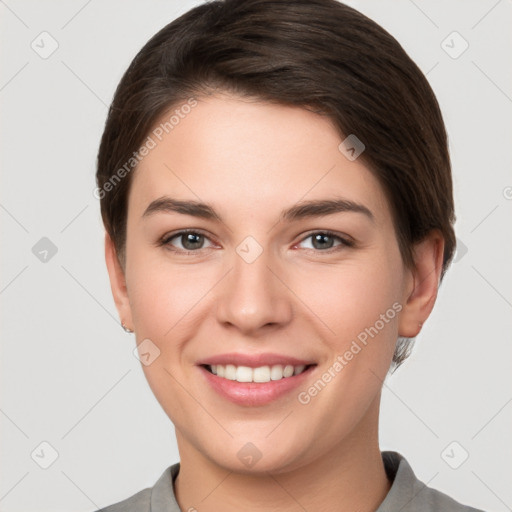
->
[128, 95, 390, 226]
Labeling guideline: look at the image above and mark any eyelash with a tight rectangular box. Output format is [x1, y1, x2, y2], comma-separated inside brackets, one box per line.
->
[159, 229, 354, 255]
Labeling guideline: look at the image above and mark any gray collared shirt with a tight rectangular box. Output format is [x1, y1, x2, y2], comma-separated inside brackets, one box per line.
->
[95, 451, 485, 511]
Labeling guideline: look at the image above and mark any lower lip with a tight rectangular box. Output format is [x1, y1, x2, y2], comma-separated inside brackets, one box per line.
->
[199, 365, 315, 407]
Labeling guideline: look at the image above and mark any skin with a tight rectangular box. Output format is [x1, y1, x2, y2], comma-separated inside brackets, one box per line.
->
[105, 93, 444, 512]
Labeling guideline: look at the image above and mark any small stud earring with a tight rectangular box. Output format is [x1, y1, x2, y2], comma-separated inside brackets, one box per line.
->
[121, 322, 134, 334]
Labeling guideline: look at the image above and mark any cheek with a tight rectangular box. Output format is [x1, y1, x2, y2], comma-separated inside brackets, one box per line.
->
[126, 249, 214, 339]
[125, 255, 209, 420]
[296, 252, 403, 344]
[293, 256, 402, 423]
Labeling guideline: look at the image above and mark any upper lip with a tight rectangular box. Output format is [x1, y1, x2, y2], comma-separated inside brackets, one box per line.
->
[197, 352, 316, 368]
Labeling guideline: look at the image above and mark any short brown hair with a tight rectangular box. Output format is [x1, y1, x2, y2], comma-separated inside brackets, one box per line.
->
[96, 0, 455, 368]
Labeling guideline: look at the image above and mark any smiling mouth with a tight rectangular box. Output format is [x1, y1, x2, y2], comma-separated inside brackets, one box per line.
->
[202, 363, 315, 383]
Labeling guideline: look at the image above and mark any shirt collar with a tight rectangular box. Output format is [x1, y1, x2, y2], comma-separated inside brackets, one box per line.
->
[149, 451, 422, 512]
[376, 451, 423, 511]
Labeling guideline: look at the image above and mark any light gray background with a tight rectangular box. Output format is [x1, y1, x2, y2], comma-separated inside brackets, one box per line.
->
[1, 1, 511, 511]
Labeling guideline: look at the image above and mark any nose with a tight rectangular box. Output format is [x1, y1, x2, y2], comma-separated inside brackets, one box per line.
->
[215, 247, 293, 335]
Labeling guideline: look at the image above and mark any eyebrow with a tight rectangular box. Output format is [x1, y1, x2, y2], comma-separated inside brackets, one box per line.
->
[142, 196, 374, 223]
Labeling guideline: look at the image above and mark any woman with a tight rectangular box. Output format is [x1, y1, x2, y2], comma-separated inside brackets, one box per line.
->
[94, 0, 485, 510]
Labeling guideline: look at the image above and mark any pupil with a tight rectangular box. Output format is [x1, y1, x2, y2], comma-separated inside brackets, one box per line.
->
[313, 233, 333, 250]
[183, 233, 203, 250]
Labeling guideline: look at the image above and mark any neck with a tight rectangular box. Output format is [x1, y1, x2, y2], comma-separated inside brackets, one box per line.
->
[174, 400, 391, 512]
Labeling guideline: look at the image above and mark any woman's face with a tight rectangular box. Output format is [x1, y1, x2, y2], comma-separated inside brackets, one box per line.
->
[109, 94, 426, 473]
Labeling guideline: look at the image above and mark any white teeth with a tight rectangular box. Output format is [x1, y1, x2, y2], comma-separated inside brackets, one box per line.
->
[283, 365, 294, 378]
[270, 365, 284, 380]
[253, 366, 271, 383]
[236, 366, 253, 382]
[294, 365, 306, 376]
[224, 364, 237, 380]
[208, 363, 308, 383]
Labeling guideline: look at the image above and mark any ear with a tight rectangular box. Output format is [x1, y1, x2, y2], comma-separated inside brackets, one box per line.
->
[398, 230, 445, 338]
[104, 232, 133, 331]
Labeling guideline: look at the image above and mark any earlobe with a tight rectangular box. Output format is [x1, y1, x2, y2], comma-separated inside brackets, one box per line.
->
[398, 231, 445, 338]
[104, 232, 134, 332]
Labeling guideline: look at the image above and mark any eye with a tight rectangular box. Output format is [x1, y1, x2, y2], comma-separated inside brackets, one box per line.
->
[160, 229, 353, 254]
[297, 231, 353, 251]
[161, 230, 215, 252]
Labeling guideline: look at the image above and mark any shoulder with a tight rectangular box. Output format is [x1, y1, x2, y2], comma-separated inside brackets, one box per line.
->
[90, 463, 180, 512]
[96, 488, 151, 512]
[379, 451, 486, 512]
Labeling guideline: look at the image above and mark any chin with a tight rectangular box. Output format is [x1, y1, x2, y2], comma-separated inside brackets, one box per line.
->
[197, 435, 312, 475]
